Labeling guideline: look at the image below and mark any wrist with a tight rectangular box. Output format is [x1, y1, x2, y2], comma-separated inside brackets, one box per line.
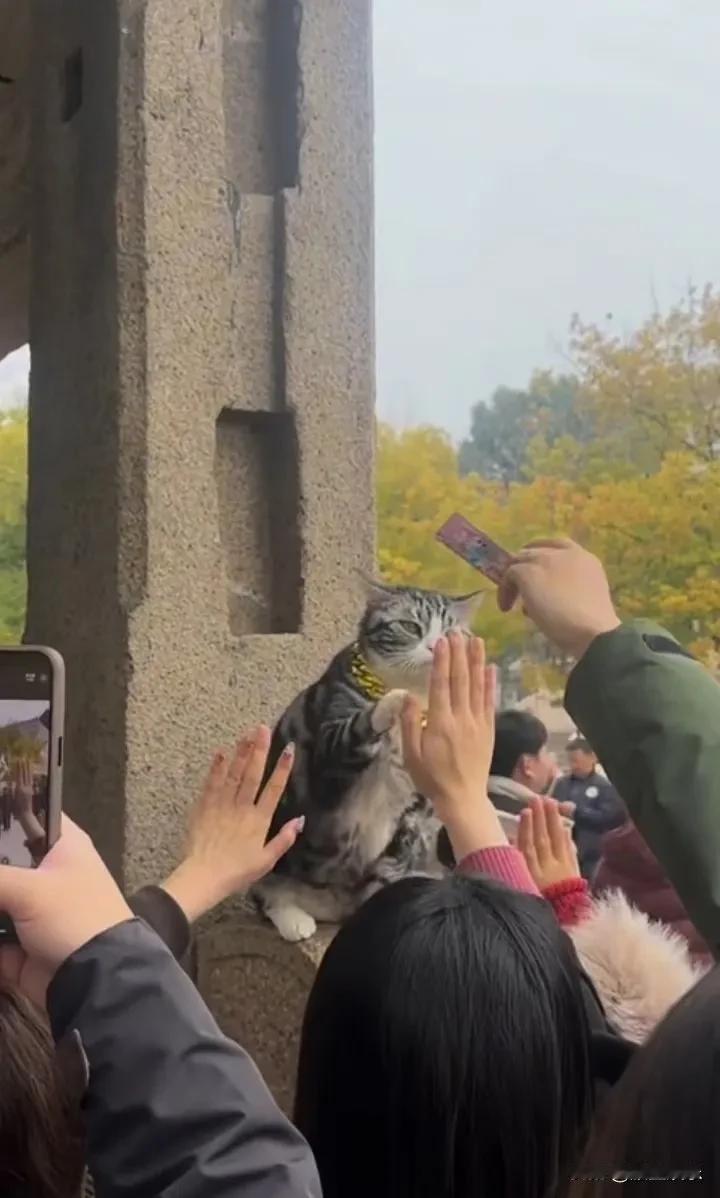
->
[442, 800, 508, 860]
[567, 616, 621, 661]
[161, 858, 229, 924]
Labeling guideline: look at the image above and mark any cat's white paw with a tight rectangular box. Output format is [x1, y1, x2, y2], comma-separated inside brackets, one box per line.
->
[267, 904, 318, 943]
[371, 688, 409, 734]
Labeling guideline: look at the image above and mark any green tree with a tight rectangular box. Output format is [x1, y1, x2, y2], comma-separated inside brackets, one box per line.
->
[458, 373, 592, 485]
[0, 410, 27, 643]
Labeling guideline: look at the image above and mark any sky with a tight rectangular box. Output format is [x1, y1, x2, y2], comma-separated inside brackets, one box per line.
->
[3, 1, 720, 439]
[373, 0, 720, 437]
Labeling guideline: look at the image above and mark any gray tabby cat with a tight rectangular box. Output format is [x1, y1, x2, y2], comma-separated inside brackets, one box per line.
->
[253, 580, 483, 941]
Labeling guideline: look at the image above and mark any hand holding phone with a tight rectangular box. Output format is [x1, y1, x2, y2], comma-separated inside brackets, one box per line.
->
[0, 647, 65, 942]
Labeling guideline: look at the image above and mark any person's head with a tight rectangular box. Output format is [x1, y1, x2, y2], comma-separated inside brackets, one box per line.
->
[491, 709, 557, 793]
[295, 873, 595, 1198]
[0, 984, 85, 1197]
[573, 966, 720, 1195]
[566, 736, 597, 780]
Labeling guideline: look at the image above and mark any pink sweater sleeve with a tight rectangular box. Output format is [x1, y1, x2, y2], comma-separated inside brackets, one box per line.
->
[457, 844, 541, 896]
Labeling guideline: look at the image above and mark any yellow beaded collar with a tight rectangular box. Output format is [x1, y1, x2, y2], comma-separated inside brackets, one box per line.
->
[350, 645, 387, 701]
[350, 645, 427, 726]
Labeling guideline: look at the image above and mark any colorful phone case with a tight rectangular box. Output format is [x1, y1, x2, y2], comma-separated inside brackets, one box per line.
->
[436, 514, 513, 585]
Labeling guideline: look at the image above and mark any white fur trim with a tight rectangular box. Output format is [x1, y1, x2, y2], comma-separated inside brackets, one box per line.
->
[569, 890, 707, 1044]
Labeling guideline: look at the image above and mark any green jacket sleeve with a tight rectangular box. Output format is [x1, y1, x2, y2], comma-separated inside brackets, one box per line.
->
[565, 620, 720, 956]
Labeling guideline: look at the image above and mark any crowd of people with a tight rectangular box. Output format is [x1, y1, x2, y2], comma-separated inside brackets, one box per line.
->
[1, 538, 719, 1196]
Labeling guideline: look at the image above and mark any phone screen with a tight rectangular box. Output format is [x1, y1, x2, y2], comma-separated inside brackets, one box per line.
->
[0, 653, 53, 868]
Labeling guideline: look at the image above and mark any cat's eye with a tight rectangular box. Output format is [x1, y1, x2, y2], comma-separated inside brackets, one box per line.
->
[396, 620, 421, 637]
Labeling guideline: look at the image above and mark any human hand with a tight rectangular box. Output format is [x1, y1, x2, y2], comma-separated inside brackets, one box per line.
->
[401, 633, 506, 859]
[517, 796, 580, 890]
[161, 726, 303, 923]
[497, 539, 620, 660]
[10, 759, 33, 817]
[0, 816, 132, 1006]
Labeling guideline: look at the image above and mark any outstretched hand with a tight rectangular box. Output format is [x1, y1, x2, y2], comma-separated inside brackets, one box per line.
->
[401, 633, 507, 860]
[161, 726, 303, 922]
[517, 796, 580, 890]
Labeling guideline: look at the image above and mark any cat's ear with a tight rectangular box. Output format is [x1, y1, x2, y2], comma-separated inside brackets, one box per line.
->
[451, 590, 485, 626]
[356, 570, 396, 609]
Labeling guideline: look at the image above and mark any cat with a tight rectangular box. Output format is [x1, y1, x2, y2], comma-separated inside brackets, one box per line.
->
[253, 580, 483, 941]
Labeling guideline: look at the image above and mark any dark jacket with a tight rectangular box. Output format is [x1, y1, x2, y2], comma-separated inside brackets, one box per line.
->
[565, 621, 720, 960]
[49, 919, 321, 1198]
[593, 820, 710, 961]
[553, 770, 625, 879]
[128, 884, 190, 958]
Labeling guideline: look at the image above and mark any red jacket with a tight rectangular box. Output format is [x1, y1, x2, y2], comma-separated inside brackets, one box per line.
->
[593, 820, 710, 961]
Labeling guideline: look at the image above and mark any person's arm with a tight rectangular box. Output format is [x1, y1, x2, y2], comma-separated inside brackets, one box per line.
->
[401, 634, 508, 861]
[571, 782, 625, 835]
[49, 919, 321, 1198]
[456, 843, 540, 894]
[497, 539, 720, 955]
[566, 620, 720, 955]
[517, 796, 593, 927]
[126, 729, 305, 962]
[127, 886, 190, 959]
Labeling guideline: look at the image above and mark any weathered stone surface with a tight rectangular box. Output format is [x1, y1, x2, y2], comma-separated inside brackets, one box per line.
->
[196, 906, 335, 1115]
[0, 1, 31, 356]
[24, 0, 373, 1110]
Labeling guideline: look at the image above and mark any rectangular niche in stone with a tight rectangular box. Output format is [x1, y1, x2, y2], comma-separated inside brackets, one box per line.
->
[214, 409, 302, 636]
[222, 0, 300, 195]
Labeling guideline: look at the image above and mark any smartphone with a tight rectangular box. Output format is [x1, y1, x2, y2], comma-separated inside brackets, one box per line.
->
[436, 514, 513, 585]
[0, 647, 65, 942]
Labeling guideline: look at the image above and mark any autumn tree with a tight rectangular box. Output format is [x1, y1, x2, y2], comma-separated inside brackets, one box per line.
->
[0, 411, 27, 643]
[568, 284, 720, 473]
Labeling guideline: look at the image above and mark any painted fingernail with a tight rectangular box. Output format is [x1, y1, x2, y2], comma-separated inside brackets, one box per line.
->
[282, 741, 296, 760]
[293, 815, 306, 834]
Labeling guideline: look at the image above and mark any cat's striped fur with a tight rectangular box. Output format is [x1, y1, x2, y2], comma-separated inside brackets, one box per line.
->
[254, 581, 483, 941]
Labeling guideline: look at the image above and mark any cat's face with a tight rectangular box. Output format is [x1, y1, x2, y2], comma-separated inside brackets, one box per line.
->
[358, 582, 484, 687]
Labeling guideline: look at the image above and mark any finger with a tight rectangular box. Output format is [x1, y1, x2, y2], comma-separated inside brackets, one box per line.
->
[497, 569, 520, 614]
[483, 663, 496, 723]
[530, 795, 550, 863]
[427, 637, 450, 722]
[468, 638, 487, 716]
[236, 725, 271, 805]
[544, 798, 566, 859]
[201, 750, 230, 805]
[449, 630, 470, 710]
[400, 694, 423, 771]
[259, 816, 305, 874]
[564, 825, 580, 871]
[520, 538, 574, 552]
[256, 742, 295, 817]
[517, 808, 538, 873]
[226, 731, 255, 792]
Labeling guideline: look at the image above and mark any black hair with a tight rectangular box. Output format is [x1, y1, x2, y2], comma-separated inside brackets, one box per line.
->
[295, 873, 595, 1198]
[491, 710, 548, 778]
[567, 736, 592, 754]
[572, 966, 720, 1195]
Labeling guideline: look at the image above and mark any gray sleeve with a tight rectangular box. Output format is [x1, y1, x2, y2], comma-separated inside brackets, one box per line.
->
[48, 920, 321, 1198]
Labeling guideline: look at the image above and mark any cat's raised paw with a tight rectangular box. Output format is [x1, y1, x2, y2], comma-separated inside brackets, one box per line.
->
[268, 904, 318, 943]
[371, 688, 409, 734]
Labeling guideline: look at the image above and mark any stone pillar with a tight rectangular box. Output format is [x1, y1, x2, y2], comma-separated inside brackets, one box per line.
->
[26, 0, 373, 1103]
[27, 0, 374, 877]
